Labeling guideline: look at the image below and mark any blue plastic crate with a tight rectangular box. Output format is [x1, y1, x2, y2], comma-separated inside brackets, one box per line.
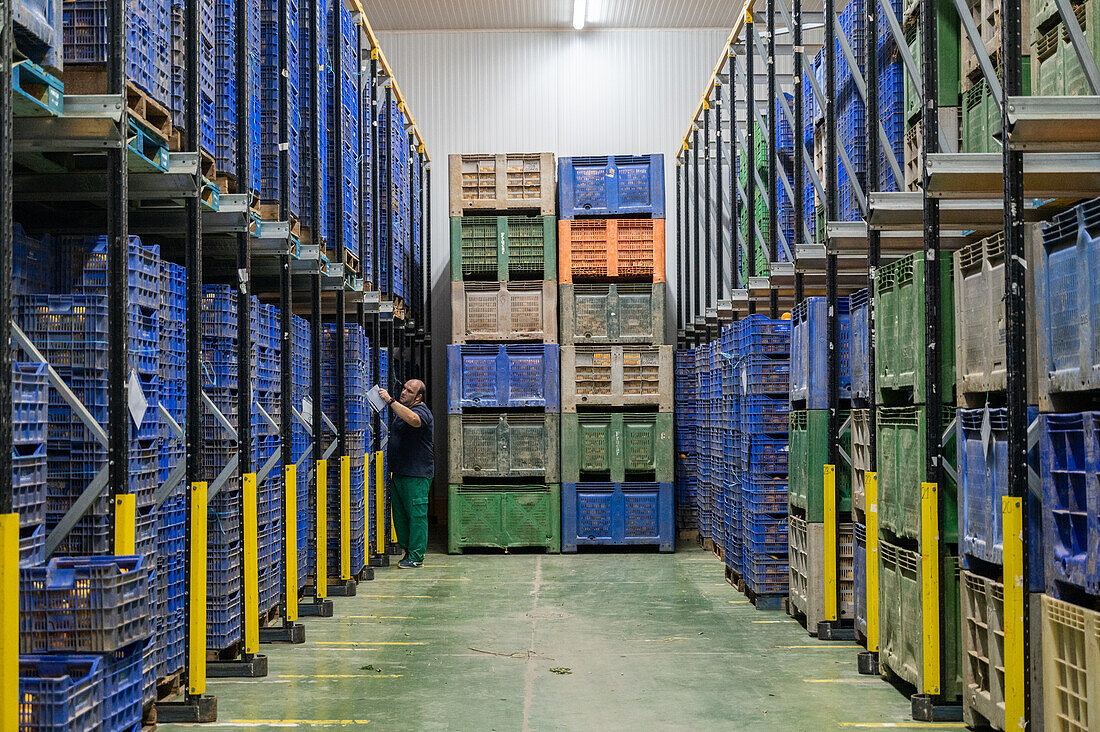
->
[20, 555, 151, 653]
[850, 288, 871, 401]
[12, 224, 53, 296]
[19, 654, 103, 731]
[742, 551, 789, 595]
[740, 433, 789, 474]
[562, 482, 675, 552]
[558, 154, 665, 219]
[14, 0, 63, 70]
[741, 354, 791, 395]
[958, 407, 1043, 591]
[1041, 412, 1100, 599]
[446, 344, 560, 413]
[1035, 198, 1100, 402]
[741, 508, 789, 554]
[13, 361, 48, 448]
[776, 92, 795, 154]
[790, 296, 852, 407]
[742, 394, 790, 435]
[102, 639, 146, 731]
[739, 314, 791, 357]
[742, 477, 788, 513]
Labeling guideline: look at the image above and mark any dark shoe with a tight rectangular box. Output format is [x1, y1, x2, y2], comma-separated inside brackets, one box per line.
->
[397, 558, 422, 569]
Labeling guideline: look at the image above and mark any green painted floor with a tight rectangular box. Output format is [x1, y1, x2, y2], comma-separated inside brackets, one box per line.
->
[162, 543, 967, 731]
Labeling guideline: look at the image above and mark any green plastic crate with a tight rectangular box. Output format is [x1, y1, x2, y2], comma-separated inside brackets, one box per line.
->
[874, 251, 956, 404]
[903, 0, 962, 123]
[561, 412, 674, 483]
[880, 540, 962, 700]
[788, 409, 852, 522]
[447, 484, 561, 553]
[1033, 0, 1100, 96]
[449, 215, 557, 281]
[961, 60, 1031, 153]
[875, 405, 958, 544]
[737, 122, 769, 188]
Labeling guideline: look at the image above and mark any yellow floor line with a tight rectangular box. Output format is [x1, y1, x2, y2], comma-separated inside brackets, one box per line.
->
[774, 644, 859, 649]
[224, 719, 370, 726]
[344, 615, 415, 619]
[751, 620, 797, 624]
[728, 600, 749, 604]
[316, 641, 427, 646]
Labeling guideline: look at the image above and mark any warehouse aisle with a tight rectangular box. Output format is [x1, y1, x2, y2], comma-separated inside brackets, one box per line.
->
[163, 545, 963, 731]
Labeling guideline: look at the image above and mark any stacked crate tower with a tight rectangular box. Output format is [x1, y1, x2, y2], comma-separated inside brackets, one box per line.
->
[446, 153, 561, 553]
[873, 248, 962, 700]
[673, 349, 700, 532]
[556, 155, 674, 552]
[787, 297, 856, 631]
[1032, 199, 1100, 732]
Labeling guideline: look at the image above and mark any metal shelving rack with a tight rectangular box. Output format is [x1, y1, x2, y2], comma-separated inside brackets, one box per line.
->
[680, 0, 1089, 720]
[0, 0, 429, 720]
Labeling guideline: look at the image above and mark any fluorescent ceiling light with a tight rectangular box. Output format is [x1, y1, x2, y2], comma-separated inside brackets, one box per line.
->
[573, 0, 587, 29]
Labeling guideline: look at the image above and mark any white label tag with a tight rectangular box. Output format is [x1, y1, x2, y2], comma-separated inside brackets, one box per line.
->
[128, 370, 148, 429]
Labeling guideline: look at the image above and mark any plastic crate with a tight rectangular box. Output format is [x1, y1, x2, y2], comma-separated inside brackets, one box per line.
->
[742, 394, 790, 435]
[446, 344, 560, 413]
[788, 409, 852, 521]
[101, 639, 146, 731]
[447, 413, 560, 483]
[447, 484, 561, 553]
[738, 314, 791, 356]
[874, 228, 956, 405]
[742, 551, 789, 595]
[558, 154, 665, 219]
[1041, 412, 1100, 599]
[1036, 198, 1100, 409]
[879, 540, 963, 700]
[559, 282, 666, 346]
[561, 412, 673, 483]
[448, 152, 555, 216]
[790, 296, 852, 407]
[19, 654, 103, 731]
[854, 522, 867, 639]
[561, 345, 672, 412]
[449, 214, 556, 282]
[740, 354, 791, 395]
[850, 288, 872, 402]
[1040, 593, 1100, 732]
[788, 515, 855, 627]
[20, 555, 151, 653]
[451, 280, 559, 344]
[957, 407, 1043, 590]
[558, 219, 666, 284]
[561, 482, 674, 551]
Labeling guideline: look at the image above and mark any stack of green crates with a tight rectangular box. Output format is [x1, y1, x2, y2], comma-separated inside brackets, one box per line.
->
[738, 122, 772, 280]
[873, 250, 962, 700]
[1032, 0, 1100, 96]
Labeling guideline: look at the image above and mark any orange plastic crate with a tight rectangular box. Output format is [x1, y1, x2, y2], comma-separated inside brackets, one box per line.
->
[558, 219, 665, 283]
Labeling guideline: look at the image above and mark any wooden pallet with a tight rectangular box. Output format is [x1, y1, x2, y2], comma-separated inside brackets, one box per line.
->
[206, 639, 242, 663]
[60, 67, 173, 143]
[724, 565, 742, 589]
[677, 528, 700, 542]
[156, 668, 184, 702]
[344, 248, 361, 277]
[258, 603, 282, 628]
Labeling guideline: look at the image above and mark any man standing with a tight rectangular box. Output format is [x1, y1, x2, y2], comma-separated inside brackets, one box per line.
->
[378, 379, 434, 568]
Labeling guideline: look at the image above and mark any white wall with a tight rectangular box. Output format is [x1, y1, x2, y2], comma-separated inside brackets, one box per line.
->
[376, 28, 729, 495]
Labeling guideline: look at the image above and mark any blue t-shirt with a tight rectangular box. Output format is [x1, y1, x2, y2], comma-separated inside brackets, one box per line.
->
[388, 403, 434, 478]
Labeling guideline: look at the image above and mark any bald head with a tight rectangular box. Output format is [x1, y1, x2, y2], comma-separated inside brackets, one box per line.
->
[400, 379, 427, 407]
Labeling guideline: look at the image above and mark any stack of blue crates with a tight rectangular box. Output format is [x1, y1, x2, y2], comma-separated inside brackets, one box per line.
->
[298, 0, 330, 247]
[877, 0, 904, 193]
[214, 0, 262, 189]
[250, 299, 283, 616]
[19, 556, 155, 730]
[738, 316, 791, 597]
[12, 360, 48, 568]
[156, 261, 186, 683]
[63, 0, 172, 109]
[259, 0, 300, 215]
[835, 0, 867, 221]
[378, 97, 410, 299]
[322, 324, 370, 578]
[693, 341, 722, 544]
[201, 284, 242, 651]
[291, 315, 313, 589]
[169, 0, 216, 153]
[324, 0, 359, 264]
[411, 150, 422, 318]
[720, 323, 741, 577]
[674, 349, 698, 531]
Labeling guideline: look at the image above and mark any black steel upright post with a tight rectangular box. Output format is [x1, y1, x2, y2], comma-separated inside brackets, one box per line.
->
[920, 0, 948, 712]
[746, 18, 758, 304]
[767, 0, 779, 317]
[866, 0, 880, 471]
[308, 0, 324, 601]
[107, 0, 130, 537]
[333, 0, 346, 470]
[1003, 0, 1029, 720]
[703, 104, 713, 335]
[692, 127, 702, 343]
[676, 161, 684, 343]
[369, 55, 383, 566]
[716, 90, 725, 311]
[793, 0, 805, 305]
[0, 0, 13, 518]
[731, 47, 740, 293]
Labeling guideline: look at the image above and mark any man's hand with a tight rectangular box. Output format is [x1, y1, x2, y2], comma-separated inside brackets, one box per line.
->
[378, 388, 393, 404]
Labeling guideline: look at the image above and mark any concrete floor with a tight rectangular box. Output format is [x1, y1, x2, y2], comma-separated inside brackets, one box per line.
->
[163, 543, 967, 731]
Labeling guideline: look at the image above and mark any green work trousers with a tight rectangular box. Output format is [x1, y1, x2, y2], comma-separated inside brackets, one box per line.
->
[391, 474, 431, 563]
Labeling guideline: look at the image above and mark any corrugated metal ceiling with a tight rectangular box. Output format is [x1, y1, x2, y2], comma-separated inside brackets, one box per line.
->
[362, 0, 745, 30]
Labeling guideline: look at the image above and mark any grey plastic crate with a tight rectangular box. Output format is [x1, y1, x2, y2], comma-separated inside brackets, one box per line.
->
[451, 280, 558, 344]
[559, 282, 667, 345]
[788, 515, 855, 632]
[447, 413, 560, 483]
[561, 345, 673, 412]
[953, 227, 1038, 407]
[961, 571, 1044, 731]
[852, 408, 872, 515]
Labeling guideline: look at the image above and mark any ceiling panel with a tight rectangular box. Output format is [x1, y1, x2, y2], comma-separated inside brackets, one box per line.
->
[362, 0, 744, 31]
